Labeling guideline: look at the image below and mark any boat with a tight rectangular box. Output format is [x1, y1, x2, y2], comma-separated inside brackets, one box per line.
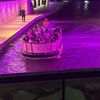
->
[22, 25, 62, 58]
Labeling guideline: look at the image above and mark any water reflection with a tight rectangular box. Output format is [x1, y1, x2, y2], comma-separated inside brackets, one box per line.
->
[84, 0, 89, 11]
[60, 0, 100, 18]
[75, 0, 90, 16]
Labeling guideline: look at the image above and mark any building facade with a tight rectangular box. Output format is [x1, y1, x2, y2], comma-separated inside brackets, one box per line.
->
[0, 0, 48, 24]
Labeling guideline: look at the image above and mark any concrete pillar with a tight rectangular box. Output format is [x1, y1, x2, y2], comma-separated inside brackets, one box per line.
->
[18, 0, 28, 14]
[18, 0, 34, 14]
[27, 0, 34, 14]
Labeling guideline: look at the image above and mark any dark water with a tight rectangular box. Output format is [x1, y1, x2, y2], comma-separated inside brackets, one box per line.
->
[0, 21, 100, 74]
[0, 1, 100, 74]
[49, 0, 100, 19]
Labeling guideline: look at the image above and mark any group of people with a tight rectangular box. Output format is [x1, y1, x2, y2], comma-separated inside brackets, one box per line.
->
[23, 18, 62, 43]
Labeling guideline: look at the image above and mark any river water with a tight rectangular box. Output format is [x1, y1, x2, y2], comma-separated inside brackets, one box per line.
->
[0, 0, 100, 74]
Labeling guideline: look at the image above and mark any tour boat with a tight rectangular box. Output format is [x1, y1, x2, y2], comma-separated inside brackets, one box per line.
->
[22, 25, 62, 58]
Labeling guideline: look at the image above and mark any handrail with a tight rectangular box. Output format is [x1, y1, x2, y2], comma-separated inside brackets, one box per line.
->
[0, 69, 100, 83]
[0, 69, 100, 100]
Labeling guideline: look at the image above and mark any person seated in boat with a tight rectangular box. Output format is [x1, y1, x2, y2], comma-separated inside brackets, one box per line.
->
[23, 34, 29, 42]
[32, 27, 36, 35]
[54, 30, 59, 40]
[56, 27, 62, 38]
[44, 29, 51, 42]
[43, 18, 50, 27]
[33, 27, 39, 38]
[51, 35, 56, 42]
[50, 29, 59, 42]
[23, 28, 32, 42]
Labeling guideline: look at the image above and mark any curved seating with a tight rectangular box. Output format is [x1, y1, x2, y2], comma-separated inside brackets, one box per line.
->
[22, 39, 62, 57]
[22, 26, 62, 57]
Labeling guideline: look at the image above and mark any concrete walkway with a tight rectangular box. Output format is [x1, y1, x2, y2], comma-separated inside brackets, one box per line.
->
[0, 14, 42, 44]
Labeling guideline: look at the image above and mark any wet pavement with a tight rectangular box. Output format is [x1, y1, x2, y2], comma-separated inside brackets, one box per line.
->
[0, 1, 100, 74]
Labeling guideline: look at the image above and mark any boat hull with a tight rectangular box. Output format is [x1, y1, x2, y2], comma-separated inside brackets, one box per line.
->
[22, 39, 62, 58]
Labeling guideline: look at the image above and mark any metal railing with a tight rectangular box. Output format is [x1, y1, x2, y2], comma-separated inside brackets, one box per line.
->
[0, 69, 100, 100]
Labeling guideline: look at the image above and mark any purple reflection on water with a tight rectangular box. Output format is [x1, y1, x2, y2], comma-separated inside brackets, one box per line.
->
[0, 22, 100, 74]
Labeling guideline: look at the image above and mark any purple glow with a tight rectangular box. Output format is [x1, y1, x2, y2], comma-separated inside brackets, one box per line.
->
[0, 21, 100, 74]
[0, 0, 32, 24]
[0, 1, 19, 24]
[0, 1, 100, 75]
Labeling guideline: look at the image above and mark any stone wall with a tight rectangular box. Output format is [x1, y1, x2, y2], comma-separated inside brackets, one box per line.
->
[0, 0, 19, 24]
[0, 0, 30, 24]
[0, 0, 49, 24]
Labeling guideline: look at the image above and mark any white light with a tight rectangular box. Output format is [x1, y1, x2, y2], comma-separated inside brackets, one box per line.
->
[84, 0, 89, 4]
[84, 0, 89, 10]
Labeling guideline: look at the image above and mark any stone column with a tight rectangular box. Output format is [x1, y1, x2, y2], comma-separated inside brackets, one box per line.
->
[18, 0, 28, 14]
[18, 0, 34, 14]
[27, 0, 34, 14]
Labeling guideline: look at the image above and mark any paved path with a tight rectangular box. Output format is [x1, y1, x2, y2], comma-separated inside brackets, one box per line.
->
[0, 14, 42, 44]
